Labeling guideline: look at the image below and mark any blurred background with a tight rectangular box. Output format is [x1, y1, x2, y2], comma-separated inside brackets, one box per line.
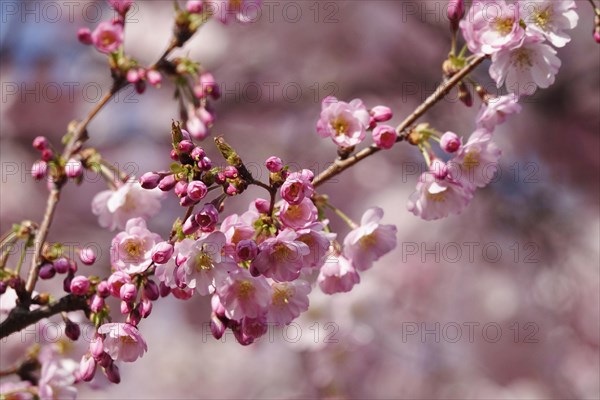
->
[1, 1, 599, 398]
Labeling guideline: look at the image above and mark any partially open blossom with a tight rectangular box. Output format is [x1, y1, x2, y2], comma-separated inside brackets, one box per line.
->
[317, 96, 371, 147]
[407, 172, 473, 221]
[370, 105, 393, 122]
[196, 203, 220, 232]
[216, 267, 272, 320]
[187, 0, 204, 13]
[111, 218, 161, 274]
[77, 27, 93, 45]
[146, 70, 162, 87]
[65, 159, 83, 178]
[91, 20, 124, 54]
[107, 271, 132, 298]
[318, 255, 360, 294]
[90, 295, 104, 313]
[268, 280, 311, 326]
[120, 283, 137, 303]
[280, 169, 314, 205]
[476, 93, 522, 131]
[139, 172, 162, 189]
[70, 276, 90, 296]
[489, 34, 561, 96]
[265, 156, 283, 172]
[92, 182, 162, 231]
[236, 239, 258, 261]
[108, 0, 133, 15]
[79, 247, 96, 265]
[440, 131, 461, 153]
[98, 323, 147, 362]
[279, 198, 318, 230]
[32, 136, 49, 150]
[79, 355, 96, 382]
[32, 160, 48, 180]
[187, 181, 208, 201]
[220, 210, 257, 245]
[448, 129, 502, 189]
[460, 0, 524, 55]
[372, 125, 397, 149]
[520, 0, 579, 47]
[296, 224, 335, 270]
[151, 242, 174, 264]
[250, 229, 310, 282]
[343, 207, 397, 271]
[38, 357, 77, 400]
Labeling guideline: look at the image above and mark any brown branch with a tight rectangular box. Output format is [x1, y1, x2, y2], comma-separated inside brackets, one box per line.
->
[0, 294, 88, 339]
[312, 54, 487, 188]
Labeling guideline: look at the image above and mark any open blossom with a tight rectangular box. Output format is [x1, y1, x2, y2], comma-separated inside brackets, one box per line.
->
[176, 232, 236, 295]
[407, 172, 473, 221]
[317, 255, 360, 294]
[91, 20, 124, 54]
[296, 223, 336, 270]
[216, 268, 272, 320]
[520, 0, 578, 47]
[476, 93, 522, 131]
[0, 381, 33, 400]
[489, 34, 561, 96]
[268, 280, 311, 326]
[279, 198, 318, 230]
[98, 323, 147, 362]
[250, 229, 310, 282]
[448, 129, 502, 189]
[280, 169, 314, 205]
[343, 207, 397, 271]
[92, 181, 162, 231]
[316, 96, 370, 147]
[108, 0, 133, 14]
[460, 0, 524, 55]
[111, 218, 161, 274]
[38, 356, 78, 400]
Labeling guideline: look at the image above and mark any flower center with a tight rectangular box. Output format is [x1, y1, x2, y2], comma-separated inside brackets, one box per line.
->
[272, 286, 292, 307]
[286, 204, 303, 219]
[273, 243, 291, 262]
[533, 6, 553, 30]
[119, 335, 136, 345]
[359, 233, 377, 250]
[332, 117, 349, 136]
[237, 280, 255, 300]
[100, 31, 116, 46]
[193, 251, 213, 271]
[124, 240, 143, 258]
[494, 17, 515, 36]
[463, 150, 480, 171]
[426, 182, 448, 202]
[512, 48, 533, 69]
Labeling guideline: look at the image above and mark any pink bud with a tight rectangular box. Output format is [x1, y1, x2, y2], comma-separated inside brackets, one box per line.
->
[236, 240, 258, 261]
[447, 0, 465, 23]
[198, 107, 215, 126]
[254, 198, 270, 214]
[119, 283, 137, 302]
[77, 28, 93, 45]
[32, 161, 48, 180]
[226, 184, 238, 196]
[127, 68, 141, 83]
[372, 125, 397, 149]
[174, 180, 188, 198]
[594, 30, 600, 44]
[146, 70, 162, 87]
[196, 204, 219, 231]
[63, 272, 74, 293]
[371, 105, 393, 122]
[70, 276, 90, 296]
[120, 300, 131, 315]
[199, 156, 212, 171]
[175, 254, 188, 268]
[179, 196, 195, 207]
[177, 140, 194, 153]
[97, 352, 112, 368]
[223, 166, 238, 179]
[143, 280, 160, 301]
[107, 271, 131, 297]
[32, 136, 48, 150]
[0, 282, 7, 295]
[159, 282, 171, 297]
[90, 295, 104, 313]
[65, 319, 81, 341]
[158, 174, 177, 191]
[79, 355, 97, 382]
[430, 159, 449, 180]
[151, 242, 173, 264]
[211, 294, 226, 317]
[182, 215, 200, 235]
[127, 309, 141, 326]
[187, 181, 208, 201]
[191, 147, 206, 161]
[53, 257, 69, 273]
[79, 247, 96, 265]
[135, 80, 146, 94]
[41, 148, 54, 162]
[139, 298, 153, 318]
[139, 172, 161, 189]
[440, 131, 461, 153]
[187, 0, 203, 13]
[39, 263, 56, 280]
[170, 149, 179, 161]
[265, 156, 283, 173]
[198, 72, 220, 99]
[186, 116, 208, 140]
[90, 335, 104, 359]
[97, 281, 111, 297]
[105, 362, 121, 384]
[210, 313, 226, 339]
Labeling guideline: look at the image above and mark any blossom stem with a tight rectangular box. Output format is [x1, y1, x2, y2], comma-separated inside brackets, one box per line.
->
[587, 0, 600, 16]
[15, 242, 28, 276]
[312, 54, 486, 188]
[0, 233, 18, 269]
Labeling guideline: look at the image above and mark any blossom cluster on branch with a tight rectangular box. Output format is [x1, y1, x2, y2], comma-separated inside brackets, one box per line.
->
[0, 0, 597, 398]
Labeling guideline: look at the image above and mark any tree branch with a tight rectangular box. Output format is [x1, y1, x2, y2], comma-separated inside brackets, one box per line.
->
[0, 294, 88, 339]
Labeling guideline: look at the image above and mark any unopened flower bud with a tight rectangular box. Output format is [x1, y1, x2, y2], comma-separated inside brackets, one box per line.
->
[146, 70, 162, 87]
[41, 148, 54, 162]
[127, 309, 141, 326]
[199, 156, 212, 171]
[265, 156, 283, 173]
[215, 171, 226, 185]
[196, 204, 219, 231]
[65, 159, 83, 178]
[70, 276, 90, 295]
[180, 195, 195, 207]
[97, 280, 111, 297]
[458, 81, 473, 107]
[191, 147, 205, 161]
[170, 149, 179, 161]
[143, 280, 160, 301]
[198, 72, 220, 99]
[372, 125, 397, 149]
[127, 68, 141, 83]
[225, 184, 238, 196]
[210, 313, 226, 339]
[440, 131, 461, 153]
[594, 28, 600, 44]
[90, 294, 104, 313]
[174, 180, 188, 198]
[236, 240, 258, 261]
[97, 352, 112, 368]
[178, 140, 194, 153]
[140, 172, 162, 189]
[158, 174, 177, 191]
[119, 283, 137, 303]
[54, 257, 70, 274]
[151, 242, 174, 264]
[79, 355, 96, 382]
[79, 247, 96, 265]
[32, 136, 49, 150]
[63, 272, 74, 293]
[0, 281, 7, 295]
[120, 300, 131, 314]
[77, 28, 93, 45]
[90, 335, 104, 359]
[223, 166, 238, 179]
[187, 181, 208, 201]
[139, 298, 153, 318]
[159, 282, 171, 297]
[187, 0, 203, 13]
[39, 264, 56, 280]
[105, 362, 121, 384]
[65, 319, 81, 341]
[182, 214, 200, 235]
[370, 105, 393, 122]
[254, 198, 270, 214]
[135, 80, 146, 94]
[32, 161, 48, 180]
[448, 0, 465, 28]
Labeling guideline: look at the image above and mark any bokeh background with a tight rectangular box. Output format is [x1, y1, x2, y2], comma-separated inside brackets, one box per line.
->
[1, 1, 599, 398]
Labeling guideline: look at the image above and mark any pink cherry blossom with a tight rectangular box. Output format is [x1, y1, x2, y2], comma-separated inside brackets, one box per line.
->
[110, 218, 161, 274]
[250, 229, 310, 282]
[520, 0, 579, 47]
[38, 356, 78, 400]
[268, 280, 311, 326]
[91, 20, 124, 54]
[0, 381, 34, 400]
[92, 181, 162, 231]
[98, 323, 147, 362]
[407, 172, 474, 221]
[460, 0, 525, 55]
[176, 232, 236, 295]
[448, 129, 502, 189]
[317, 255, 360, 294]
[476, 93, 522, 131]
[108, 0, 133, 15]
[316, 96, 371, 147]
[280, 169, 314, 205]
[279, 197, 318, 230]
[220, 210, 258, 245]
[372, 125, 397, 149]
[489, 33, 561, 96]
[296, 223, 336, 270]
[216, 267, 272, 320]
[342, 207, 397, 271]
